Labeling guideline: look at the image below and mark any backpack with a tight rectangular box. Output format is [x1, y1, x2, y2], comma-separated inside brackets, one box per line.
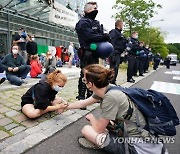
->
[107, 86, 179, 136]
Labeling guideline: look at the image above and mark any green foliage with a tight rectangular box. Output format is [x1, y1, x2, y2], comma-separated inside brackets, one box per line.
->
[167, 43, 180, 60]
[113, 0, 162, 34]
[135, 27, 168, 58]
[173, 43, 180, 51]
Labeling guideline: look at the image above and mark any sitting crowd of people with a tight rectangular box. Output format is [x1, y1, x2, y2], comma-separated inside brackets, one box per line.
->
[0, 41, 79, 86]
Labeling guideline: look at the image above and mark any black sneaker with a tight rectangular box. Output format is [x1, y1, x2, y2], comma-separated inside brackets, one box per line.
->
[76, 96, 85, 100]
[80, 107, 87, 110]
[0, 77, 6, 84]
[127, 79, 135, 83]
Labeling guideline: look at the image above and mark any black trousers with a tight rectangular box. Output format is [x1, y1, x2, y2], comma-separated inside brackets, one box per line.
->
[136, 57, 144, 75]
[109, 54, 121, 84]
[127, 55, 136, 80]
[77, 50, 98, 100]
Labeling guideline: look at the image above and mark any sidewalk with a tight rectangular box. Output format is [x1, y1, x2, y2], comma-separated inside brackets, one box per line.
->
[0, 65, 155, 153]
[0, 66, 81, 91]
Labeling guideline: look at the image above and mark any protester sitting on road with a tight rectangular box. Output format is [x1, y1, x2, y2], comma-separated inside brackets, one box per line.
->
[30, 54, 42, 78]
[39, 53, 46, 66]
[0, 77, 6, 84]
[21, 69, 68, 119]
[56, 57, 63, 67]
[66, 64, 165, 154]
[0, 45, 31, 86]
[44, 51, 56, 74]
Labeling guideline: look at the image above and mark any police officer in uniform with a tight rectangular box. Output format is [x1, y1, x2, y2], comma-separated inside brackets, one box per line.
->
[109, 19, 127, 85]
[126, 31, 143, 83]
[75, 2, 110, 103]
[143, 44, 150, 73]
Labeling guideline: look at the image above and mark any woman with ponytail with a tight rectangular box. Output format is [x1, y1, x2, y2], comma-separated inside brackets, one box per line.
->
[66, 64, 157, 154]
[21, 69, 68, 118]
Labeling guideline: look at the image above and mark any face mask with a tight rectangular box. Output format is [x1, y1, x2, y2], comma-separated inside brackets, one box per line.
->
[85, 10, 98, 20]
[49, 56, 52, 59]
[32, 38, 35, 41]
[134, 35, 138, 39]
[53, 85, 63, 92]
[12, 49, 18, 54]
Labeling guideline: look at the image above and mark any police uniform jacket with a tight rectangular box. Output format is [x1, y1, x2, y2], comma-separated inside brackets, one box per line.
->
[128, 37, 143, 56]
[75, 15, 108, 48]
[109, 28, 127, 54]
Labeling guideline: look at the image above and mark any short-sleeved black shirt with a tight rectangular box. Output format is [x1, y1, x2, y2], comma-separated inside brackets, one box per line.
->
[21, 81, 57, 110]
[14, 34, 26, 50]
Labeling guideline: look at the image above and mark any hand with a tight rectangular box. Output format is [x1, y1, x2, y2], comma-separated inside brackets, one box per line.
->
[56, 108, 64, 114]
[13, 67, 19, 72]
[56, 103, 68, 114]
[103, 33, 111, 42]
[60, 102, 69, 109]
[85, 113, 94, 121]
[8, 67, 13, 71]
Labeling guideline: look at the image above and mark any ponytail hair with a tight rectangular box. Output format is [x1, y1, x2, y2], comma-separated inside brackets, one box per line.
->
[46, 69, 67, 86]
[83, 64, 114, 88]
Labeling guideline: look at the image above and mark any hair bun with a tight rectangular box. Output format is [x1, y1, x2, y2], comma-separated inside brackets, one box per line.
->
[106, 69, 114, 81]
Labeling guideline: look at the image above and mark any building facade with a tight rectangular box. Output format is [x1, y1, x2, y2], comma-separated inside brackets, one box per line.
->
[0, 0, 87, 56]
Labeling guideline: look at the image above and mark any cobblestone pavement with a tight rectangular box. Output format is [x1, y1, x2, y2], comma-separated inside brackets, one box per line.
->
[0, 65, 155, 153]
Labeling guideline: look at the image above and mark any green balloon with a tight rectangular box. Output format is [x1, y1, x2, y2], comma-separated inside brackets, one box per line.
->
[90, 43, 97, 50]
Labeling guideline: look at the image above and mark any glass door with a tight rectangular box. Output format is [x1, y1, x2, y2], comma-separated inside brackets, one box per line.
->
[0, 32, 8, 57]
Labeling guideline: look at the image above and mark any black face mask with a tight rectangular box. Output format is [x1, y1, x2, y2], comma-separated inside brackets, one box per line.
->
[85, 10, 98, 20]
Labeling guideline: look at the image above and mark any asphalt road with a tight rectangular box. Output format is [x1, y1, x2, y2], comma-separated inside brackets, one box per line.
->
[25, 64, 180, 154]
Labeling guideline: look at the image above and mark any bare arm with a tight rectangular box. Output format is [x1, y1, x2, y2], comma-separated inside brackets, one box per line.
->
[67, 96, 99, 109]
[46, 103, 68, 112]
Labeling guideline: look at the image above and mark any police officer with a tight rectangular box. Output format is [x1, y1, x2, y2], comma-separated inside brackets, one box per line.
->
[109, 19, 127, 85]
[126, 31, 143, 82]
[153, 53, 161, 70]
[75, 2, 110, 103]
[143, 44, 150, 73]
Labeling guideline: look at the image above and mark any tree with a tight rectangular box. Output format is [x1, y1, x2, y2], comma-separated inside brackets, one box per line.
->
[167, 43, 180, 60]
[131, 27, 168, 58]
[145, 28, 168, 58]
[113, 0, 162, 35]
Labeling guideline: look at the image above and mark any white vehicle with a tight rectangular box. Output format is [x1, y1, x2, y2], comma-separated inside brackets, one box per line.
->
[167, 53, 178, 66]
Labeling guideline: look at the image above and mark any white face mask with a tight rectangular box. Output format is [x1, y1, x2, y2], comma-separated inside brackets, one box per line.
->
[53, 85, 63, 92]
[32, 38, 35, 41]
[12, 49, 18, 54]
[134, 35, 138, 39]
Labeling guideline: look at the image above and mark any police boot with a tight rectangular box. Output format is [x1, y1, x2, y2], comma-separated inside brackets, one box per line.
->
[76, 83, 86, 100]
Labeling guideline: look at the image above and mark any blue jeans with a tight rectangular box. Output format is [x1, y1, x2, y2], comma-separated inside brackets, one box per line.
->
[6, 65, 31, 86]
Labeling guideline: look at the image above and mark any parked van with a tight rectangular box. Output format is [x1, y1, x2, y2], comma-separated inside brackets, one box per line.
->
[167, 53, 178, 66]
